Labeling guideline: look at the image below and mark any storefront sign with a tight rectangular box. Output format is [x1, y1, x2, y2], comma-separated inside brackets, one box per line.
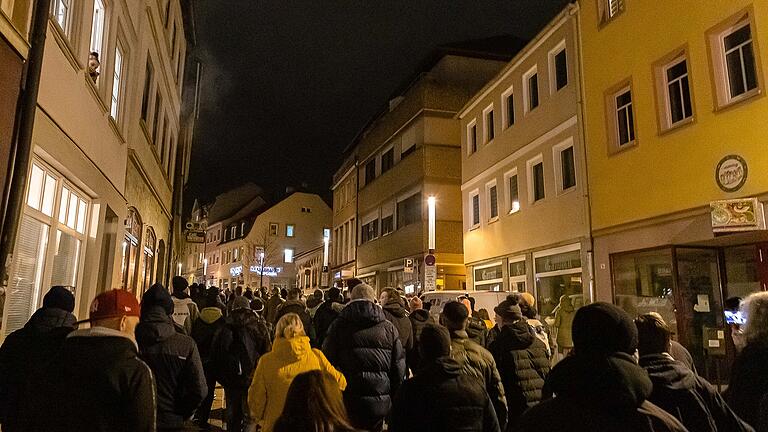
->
[535, 250, 581, 274]
[186, 231, 205, 243]
[249, 265, 282, 277]
[716, 155, 748, 192]
[711, 198, 766, 233]
[474, 264, 503, 282]
[230, 266, 243, 277]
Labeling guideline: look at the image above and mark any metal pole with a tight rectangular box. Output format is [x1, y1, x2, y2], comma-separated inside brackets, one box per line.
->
[0, 0, 51, 288]
[259, 252, 264, 289]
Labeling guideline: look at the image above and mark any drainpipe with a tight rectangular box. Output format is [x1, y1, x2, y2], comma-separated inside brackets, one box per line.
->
[0, 0, 51, 288]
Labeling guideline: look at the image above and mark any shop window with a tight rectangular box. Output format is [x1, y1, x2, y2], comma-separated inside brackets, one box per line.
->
[509, 258, 527, 292]
[535, 247, 583, 327]
[142, 228, 156, 293]
[474, 263, 503, 291]
[397, 193, 421, 229]
[121, 208, 142, 292]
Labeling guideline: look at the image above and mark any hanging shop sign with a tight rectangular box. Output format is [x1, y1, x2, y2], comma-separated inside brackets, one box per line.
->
[715, 155, 748, 193]
[711, 198, 766, 233]
[186, 230, 205, 243]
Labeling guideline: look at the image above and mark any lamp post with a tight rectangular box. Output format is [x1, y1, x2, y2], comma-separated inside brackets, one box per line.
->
[177, 262, 182, 276]
[427, 196, 436, 254]
[425, 196, 437, 292]
[259, 251, 265, 290]
[322, 228, 330, 288]
[203, 258, 208, 287]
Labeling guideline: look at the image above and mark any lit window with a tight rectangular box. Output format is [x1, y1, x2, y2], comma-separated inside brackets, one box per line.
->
[284, 248, 294, 263]
[110, 45, 124, 120]
[506, 170, 520, 214]
[286, 224, 295, 237]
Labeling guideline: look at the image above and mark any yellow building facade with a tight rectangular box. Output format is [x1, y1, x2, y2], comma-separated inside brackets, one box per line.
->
[581, 0, 768, 376]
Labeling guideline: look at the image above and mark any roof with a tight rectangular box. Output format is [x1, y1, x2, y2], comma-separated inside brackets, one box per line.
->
[206, 183, 265, 224]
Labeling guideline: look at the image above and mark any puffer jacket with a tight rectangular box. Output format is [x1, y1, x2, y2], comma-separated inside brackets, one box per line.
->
[136, 306, 208, 430]
[390, 356, 500, 432]
[727, 341, 768, 431]
[407, 309, 435, 371]
[450, 329, 508, 430]
[313, 299, 341, 346]
[518, 352, 688, 432]
[382, 300, 414, 353]
[0, 307, 76, 431]
[274, 300, 316, 345]
[191, 307, 226, 365]
[489, 320, 550, 426]
[467, 315, 488, 346]
[322, 300, 406, 430]
[248, 336, 346, 432]
[639, 353, 752, 432]
[211, 308, 272, 390]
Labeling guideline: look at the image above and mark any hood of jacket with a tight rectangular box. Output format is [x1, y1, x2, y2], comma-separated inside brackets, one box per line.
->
[199, 307, 223, 324]
[272, 335, 312, 361]
[639, 353, 696, 391]
[467, 315, 487, 332]
[227, 308, 261, 328]
[382, 300, 408, 319]
[135, 306, 176, 345]
[410, 309, 431, 323]
[340, 299, 387, 327]
[418, 355, 463, 378]
[26, 307, 77, 334]
[548, 352, 652, 410]
[495, 320, 535, 350]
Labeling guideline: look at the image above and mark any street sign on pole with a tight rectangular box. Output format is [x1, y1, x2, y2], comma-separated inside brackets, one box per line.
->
[424, 254, 436, 291]
[321, 265, 329, 287]
[404, 258, 414, 273]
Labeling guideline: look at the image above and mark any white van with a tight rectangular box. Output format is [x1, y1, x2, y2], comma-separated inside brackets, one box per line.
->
[420, 290, 511, 325]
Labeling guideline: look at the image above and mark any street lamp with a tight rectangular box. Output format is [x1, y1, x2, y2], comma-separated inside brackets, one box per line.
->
[322, 228, 330, 288]
[203, 258, 208, 287]
[177, 262, 182, 276]
[427, 196, 436, 253]
[259, 251, 265, 290]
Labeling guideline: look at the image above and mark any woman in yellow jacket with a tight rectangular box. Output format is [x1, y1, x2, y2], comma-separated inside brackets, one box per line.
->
[248, 312, 346, 432]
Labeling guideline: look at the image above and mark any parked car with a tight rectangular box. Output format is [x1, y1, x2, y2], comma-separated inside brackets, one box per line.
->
[421, 290, 510, 325]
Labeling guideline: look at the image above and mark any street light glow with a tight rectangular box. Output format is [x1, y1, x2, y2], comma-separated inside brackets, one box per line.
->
[428, 195, 436, 252]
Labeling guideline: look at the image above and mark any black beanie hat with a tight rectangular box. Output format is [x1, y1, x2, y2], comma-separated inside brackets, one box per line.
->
[141, 283, 174, 315]
[494, 295, 523, 322]
[43, 286, 75, 313]
[572, 302, 638, 356]
[419, 324, 451, 361]
[171, 276, 188, 293]
[442, 301, 469, 323]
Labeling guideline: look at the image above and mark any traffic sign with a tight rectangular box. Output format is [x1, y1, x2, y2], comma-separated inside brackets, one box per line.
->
[425, 254, 436, 266]
[424, 265, 437, 291]
[404, 258, 414, 273]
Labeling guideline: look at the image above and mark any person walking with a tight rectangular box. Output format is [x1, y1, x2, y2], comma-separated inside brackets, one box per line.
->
[306, 289, 324, 318]
[136, 283, 207, 431]
[517, 293, 552, 358]
[552, 294, 576, 357]
[380, 288, 414, 361]
[25, 289, 156, 432]
[634, 313, 753, 432]
[248, 313, 346, 432]
[313, 287, 344, 347]
[390, 324, 501, 432]
[0, 287, 78, 431]
[322, 283, 406, 432]
[727, 291, 768, 432]
[488, 296, 550, 427]
[407, 295, 435, 372]
[211, 296, 272, 432]
[441, 301, 508, 430]
[191, 289, 227, 430]
[273, 370, 360, 432]
[172, 276, 200, 334]
[274, 287, 316, 345]
[265, 287, 284, 325]
[517, 302, 688, 432]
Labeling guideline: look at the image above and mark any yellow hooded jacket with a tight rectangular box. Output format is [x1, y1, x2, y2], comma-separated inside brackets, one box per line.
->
[247, 335, 346, 432]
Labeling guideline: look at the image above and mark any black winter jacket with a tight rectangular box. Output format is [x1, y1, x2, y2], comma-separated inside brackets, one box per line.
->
[25, 327, 156, 432]
[639, 353, 752, 432]
[518, 352, 689, 432]
[407, 309, 434, 371]
[450, 329, 508, 430]
[322, 300, 406, 429]
[0, 307, 76, 431]
[191, 307, 226, 366]
[727, 341, 768, 432]
[382, 300, 414, 353]
[136, 306, 208, 429]
[467, 315, 488, 346]
[390, 356, 500, 432]
[211, 308, 271, 389]
[275, 300, 316, 345]
[265, 295, 284, 324]
[489, 321, 549, 426]
[313, 299, 341, 346]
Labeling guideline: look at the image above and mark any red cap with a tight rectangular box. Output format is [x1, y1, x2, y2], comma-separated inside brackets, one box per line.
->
[88, 289, 141, 322]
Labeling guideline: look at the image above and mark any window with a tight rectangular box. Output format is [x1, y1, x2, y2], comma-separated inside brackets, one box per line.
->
[234, 247, 239, 262]
[141, 61, 153, 123]
[505, 169, 520, 214]
[397, 193, 421, 228]
[240, 222, 246, 235]
[142, 229, 156, 293]
[381, 148, 394, 174]
[152, 91, 162, 145]
[89, 0, 106, 57]
[230, 226, 236, 238]
[381, 214, 394, 236]
[483, 105, 495, 143]
[401, 143, 416, 159]
[554, 140, 577, 193]
[110, 44, 124, 121]
[654, 52, 694, 131]
[707, 10, 762, 109]
[121, 208, 142, 292]
[599, 0, 625, 25]
[615, 88, 635, 146]
[467, 120, 478, 155]
[549, 42, 568, 92]
[286, 224, 295, 237]
[527, 155, 545, 203]
[51, 0, 71, 34]
[487, 182, 498, 220]
[364, 159, 376, 185]
[361, 219, 379, 244]
[269, 223, 278, 236]
[469, 191, 480, 229]
[502, 85, 515, 129]
[523, 66, 539, 113]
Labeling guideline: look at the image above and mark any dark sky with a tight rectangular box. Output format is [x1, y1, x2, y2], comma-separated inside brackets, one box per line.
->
[187, 0, 569, 206]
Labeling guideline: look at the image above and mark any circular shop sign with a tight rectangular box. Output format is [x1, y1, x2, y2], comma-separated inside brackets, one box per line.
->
[715, 155, 748, 193]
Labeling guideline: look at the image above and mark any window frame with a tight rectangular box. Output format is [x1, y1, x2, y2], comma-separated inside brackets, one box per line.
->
[364, 159, 376, 186]
[380, 145, 395, 175]
[486, 179, 499, 222]
[604, 78, 638, 155]
[553, 138, 577, 195]
[286, 224, 295, 238]
[501, 84, 515, 130]
[527, 154, 546, 204]
[548, 40, 568, 94]
[598, 0, 625, 27]
[89, 0, 106, 59]
[466, 119, 478, 155]
[653, 47, 696, 133]
[269, 223, 279, 237]
[522, 65, 540, 115]
[51, 0, 73, 35]
[469, 189, 481, 230]
[110, 41, 125, 122]
[504, 168, 520, 214]
[482, 104, 495, 144]
[283, 248, 294, 264]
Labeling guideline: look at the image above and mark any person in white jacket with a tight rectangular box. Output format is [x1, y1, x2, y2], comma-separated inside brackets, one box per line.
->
[171, 276, 199, 334]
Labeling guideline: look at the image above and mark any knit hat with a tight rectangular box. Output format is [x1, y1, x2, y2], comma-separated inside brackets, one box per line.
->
[572, 302, 638, 356]
[43, 286, 75, 312]
[327, 287, 342, 302]
[519, 292, 536, 308]
[350, 283, 376, 301]
[251, 297, 265, 313]
[442, 300, 469, 323]
[494, 295, 522, 321]
[419, 324, 451, 361]
[171, 276, 188, 293]
[232, 296, 251, 310]
[141, 283, 174, 315]
[87, 289, 140, 322]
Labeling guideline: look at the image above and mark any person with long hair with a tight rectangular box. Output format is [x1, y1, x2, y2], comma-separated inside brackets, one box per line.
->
[248, 313, 346, 432]
[273, 370, 359, 432]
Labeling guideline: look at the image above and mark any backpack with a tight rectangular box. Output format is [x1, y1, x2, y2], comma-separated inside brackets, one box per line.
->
[214, 323, 262, 389]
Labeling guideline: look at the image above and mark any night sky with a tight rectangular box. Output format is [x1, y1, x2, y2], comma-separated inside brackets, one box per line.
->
[186, 0, 569, 207]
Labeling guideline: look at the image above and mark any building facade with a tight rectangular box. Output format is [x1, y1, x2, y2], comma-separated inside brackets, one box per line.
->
[581, 0, 768, 374]
[295, 244, 325, 293]
[330, 152, 357, 285]
[351, 49, 519, 294]
[459, 5, 590, 325]
[0, 0, 195, 339]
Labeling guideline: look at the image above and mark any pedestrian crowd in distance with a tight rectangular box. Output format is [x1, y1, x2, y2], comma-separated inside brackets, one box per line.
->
[1, 277, 767, 432]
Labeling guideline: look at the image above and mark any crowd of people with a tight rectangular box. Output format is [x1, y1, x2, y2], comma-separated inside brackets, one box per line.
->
[1, 277, 768, 432]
